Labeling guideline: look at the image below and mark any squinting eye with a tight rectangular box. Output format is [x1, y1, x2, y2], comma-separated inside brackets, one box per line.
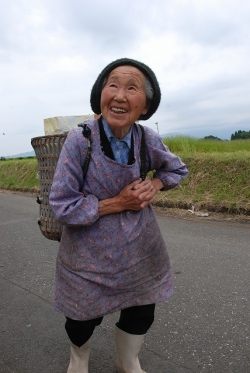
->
[128, 86, 136, 91]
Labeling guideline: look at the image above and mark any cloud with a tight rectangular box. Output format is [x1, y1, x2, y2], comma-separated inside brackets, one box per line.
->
[0, 0, 250, 155]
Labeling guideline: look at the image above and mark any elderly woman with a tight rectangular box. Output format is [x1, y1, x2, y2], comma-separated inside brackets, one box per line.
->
[49, 58, 188, 373]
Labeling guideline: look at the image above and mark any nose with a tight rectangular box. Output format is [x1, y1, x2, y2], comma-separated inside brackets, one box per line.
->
[114, 88, 126, 102]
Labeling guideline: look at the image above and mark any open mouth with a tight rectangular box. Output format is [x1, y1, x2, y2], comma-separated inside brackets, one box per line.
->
[111, 107, 127, 114]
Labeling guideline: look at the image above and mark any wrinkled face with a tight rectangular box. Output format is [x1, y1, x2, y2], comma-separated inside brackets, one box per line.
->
[100, 65, 150, 136]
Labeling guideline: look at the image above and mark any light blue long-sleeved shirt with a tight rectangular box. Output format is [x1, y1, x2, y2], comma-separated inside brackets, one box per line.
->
[102, 118, 132, 164]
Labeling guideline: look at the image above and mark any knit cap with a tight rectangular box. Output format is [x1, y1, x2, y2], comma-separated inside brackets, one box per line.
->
[90, 58, 161, 120]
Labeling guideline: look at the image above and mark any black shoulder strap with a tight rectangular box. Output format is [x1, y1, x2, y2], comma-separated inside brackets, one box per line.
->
[138, 124, 147, 180]
[77, 122, 147, 181]
[78, 123, 92, 178]
[98, 118, 115, 160]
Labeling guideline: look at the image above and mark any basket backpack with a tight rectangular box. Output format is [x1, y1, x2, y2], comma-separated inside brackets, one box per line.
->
[31, 123, 146, 242]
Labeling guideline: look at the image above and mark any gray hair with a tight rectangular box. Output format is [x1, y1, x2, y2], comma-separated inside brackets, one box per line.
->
[144, 78, 154, 101]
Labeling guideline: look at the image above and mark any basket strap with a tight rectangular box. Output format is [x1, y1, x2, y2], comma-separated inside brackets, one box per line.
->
[78, 123, 147, 181]
[138, 124, 147, 181]
[78, 123, 92, 178]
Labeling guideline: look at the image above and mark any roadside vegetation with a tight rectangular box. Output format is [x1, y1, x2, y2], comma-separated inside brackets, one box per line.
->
[0, 157, 39, 191]
[0, 138, 250, 215]
[158, 137, 250, 215]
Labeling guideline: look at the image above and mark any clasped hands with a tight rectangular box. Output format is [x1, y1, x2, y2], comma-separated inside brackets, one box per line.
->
[98, 177, 163, 216]
[118, 178, 162, 211]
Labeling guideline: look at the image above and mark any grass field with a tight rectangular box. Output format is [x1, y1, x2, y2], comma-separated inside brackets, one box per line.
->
[163, 135, 250, 155]
[0, 158, 39, 191]
[158, 137, 250, 214]
[1, 137, 250, 215]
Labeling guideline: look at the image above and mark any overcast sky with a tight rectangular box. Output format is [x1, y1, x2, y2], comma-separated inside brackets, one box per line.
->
[1, 0, 250, 156]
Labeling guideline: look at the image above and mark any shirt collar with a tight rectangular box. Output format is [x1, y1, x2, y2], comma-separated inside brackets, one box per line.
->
[102, 118, 133, 147]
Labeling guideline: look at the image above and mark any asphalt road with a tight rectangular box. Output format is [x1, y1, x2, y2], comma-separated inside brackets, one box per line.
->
[0, 191, 249, 373]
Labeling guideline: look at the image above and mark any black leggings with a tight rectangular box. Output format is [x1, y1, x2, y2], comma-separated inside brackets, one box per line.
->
[65, 304, 155, 347]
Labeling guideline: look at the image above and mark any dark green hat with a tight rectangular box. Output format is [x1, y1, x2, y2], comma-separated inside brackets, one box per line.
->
[90, 58, 161, 121]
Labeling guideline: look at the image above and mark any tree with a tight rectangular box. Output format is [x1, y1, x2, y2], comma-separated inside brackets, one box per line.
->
[231, 130, 250, 140]
[203, 135, 222, 141]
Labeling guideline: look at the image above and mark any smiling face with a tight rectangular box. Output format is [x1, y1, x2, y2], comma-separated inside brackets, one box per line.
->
[100, 65, 150, 138]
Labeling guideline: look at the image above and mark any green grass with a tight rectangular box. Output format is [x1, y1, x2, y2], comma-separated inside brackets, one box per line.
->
[154, 137, 250, 214]
[163, 136, 250, 156]
[156, 155, 250, 214]
[1, 138, 250, 215]
[0, 158, 40, 191]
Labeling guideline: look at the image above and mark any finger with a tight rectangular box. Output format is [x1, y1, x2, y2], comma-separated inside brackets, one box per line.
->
[138, 185, 156, 201]
[133, 178, 151, 190]
[130, 179, 142, 190]
[140, 195, 156, 208]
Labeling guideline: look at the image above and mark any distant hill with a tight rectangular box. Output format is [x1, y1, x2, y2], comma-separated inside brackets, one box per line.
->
[160, 132, 186, 138]
[5, 150, 35, 159]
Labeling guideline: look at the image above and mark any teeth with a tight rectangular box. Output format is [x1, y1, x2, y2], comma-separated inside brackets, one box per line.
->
[111, 107, 126, 113]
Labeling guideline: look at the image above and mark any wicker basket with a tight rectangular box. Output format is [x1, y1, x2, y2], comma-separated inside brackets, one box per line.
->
[31, 134, 67, 241]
